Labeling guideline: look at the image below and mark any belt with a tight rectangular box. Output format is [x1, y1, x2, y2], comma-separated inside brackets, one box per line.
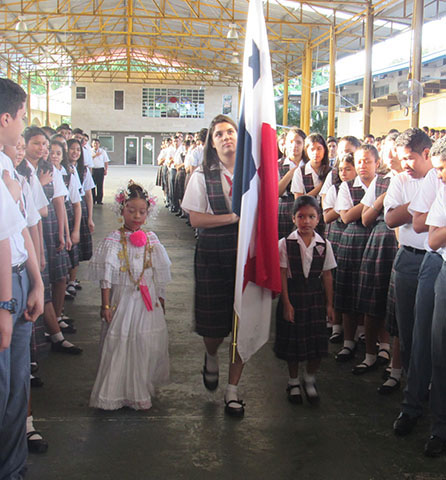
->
[403, 245, 425, 255]
[12, 262, 26, 273]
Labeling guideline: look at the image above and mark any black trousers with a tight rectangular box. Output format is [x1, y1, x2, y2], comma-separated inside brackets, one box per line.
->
[92, 167, 105, 204]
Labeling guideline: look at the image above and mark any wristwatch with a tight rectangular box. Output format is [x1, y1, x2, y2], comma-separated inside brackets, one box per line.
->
[0, 298, 17, 314]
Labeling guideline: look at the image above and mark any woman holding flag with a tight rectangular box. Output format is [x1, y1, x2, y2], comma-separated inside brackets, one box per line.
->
[181, 114, 246, 418]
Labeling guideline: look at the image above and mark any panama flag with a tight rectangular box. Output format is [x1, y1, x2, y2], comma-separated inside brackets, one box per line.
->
[232, 0, 281, 363]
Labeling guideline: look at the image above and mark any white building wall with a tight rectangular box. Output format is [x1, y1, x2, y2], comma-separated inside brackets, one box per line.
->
[71, 82, 239, 134]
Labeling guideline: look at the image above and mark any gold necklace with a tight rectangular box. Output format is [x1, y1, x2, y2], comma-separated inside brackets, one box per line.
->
[118, 227, 152, 290]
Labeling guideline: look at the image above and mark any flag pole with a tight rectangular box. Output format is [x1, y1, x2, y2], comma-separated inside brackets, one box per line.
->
[231, 311, 239, 364]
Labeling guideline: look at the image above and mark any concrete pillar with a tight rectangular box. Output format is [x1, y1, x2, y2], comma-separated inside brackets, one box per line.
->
[410, 0, 424, 128]
[328, 25, 336, 137]
[362, 3, 374, 138]
[301, 45, 312, 133]
[46, 80, 50, 126]
[27, 75, 31, 126]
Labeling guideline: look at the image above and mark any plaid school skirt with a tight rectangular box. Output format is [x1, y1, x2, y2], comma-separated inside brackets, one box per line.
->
[194, 225, 238, 338]
[274, 277, 328, 362]
[31, 315, 50, 362]
[357, 221, 398, 317]
[66, 200, 80, 269]
[334, 222, 371, 314]
[42, 202, 69, 283]
[79, 197, 93, 262]
[278, 195, 295, 240]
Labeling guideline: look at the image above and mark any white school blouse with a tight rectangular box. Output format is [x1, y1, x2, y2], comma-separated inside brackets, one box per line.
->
[25, 160, 49, 211]
[279, 230, 337, 278]
[322, 184, 338, 211]
[290, 162, 321, 196]
[383, 171, 427, 250]
[181, 165, 233, 214]
[335, 176, 371, 214]
[426, 183, 446, 261]
[361, 172, 394, 207]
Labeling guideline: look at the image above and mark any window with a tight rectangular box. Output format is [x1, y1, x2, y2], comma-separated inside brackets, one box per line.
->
[97, 135, 114, 153]
[340, 92, 359, 107]
[114, 90, 124, 110]
[374, 84, 389, 98]
[142, 88, 205, 118]
[76, 86, 86, 99]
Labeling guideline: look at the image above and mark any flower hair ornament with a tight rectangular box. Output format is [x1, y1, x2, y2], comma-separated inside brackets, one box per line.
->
[111, 180, 159, 223]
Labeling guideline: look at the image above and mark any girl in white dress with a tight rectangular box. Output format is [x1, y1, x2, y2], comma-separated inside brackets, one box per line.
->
[89, 181, 171, 410]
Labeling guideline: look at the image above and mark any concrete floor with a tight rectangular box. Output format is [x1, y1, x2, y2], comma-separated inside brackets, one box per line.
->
[27, 166, 446, 480]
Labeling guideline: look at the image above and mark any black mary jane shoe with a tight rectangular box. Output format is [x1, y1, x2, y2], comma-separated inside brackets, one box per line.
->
[352, 361, 378, 375]
[58, 322, 77, 334]
[51, 340, 83, 355]
[376, 348, 391, 366]
[30, 375, 44, 388]
[27, 431, 49, 454]
[329, 331, 343, 344]
[335, 345, 356, 363]
[224, 399, 245, 418]
[377, 377, 401, 395]
[424, 435, 446, 457]
[286, 384, 303, 405]
[201, 355, 219, 391]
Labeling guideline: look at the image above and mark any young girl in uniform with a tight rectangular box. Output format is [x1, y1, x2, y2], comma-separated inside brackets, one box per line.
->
[353, 143, 401, 374]
[89, 181, 171, 410]
[291, 133, 331, 236]
[334, 144, 380, 362]
[322, 153, 357, 343]
[278, 127, 307, 240]
[275, 196, 336, 405]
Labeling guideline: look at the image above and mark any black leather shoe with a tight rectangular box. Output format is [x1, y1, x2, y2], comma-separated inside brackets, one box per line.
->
[377, 377, 400, 395]
[51, 340, 83, 355]
[27, 431, 49, 454]
[335, 345, 356, 362]
[424, 435, 446, 457]
[30, 375, 44, 388]
[393, 412, 418, 436]
[201, 354, 218, 391]
[224, 399, 245, 418]
[352, 361, 378, 375]
[286, 384, 303, 405]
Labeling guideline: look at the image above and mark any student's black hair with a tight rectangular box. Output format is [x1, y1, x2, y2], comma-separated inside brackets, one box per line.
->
[67, 138, 86, 182]
[72, 127, 83, 136]
[395, 127, 432, 155]
[0, 78, 27, 118]
[327, 136, 337, 145]
[37, 158, 53, 176]
[357, 143, 380, 162]
[203, 115, 237, 173]
[42, 126, 56, 138]
[126, 181, 151, 208]
[430, 137, 446, 161]
[198, 128, 208, 144]
[24, 126, 48, 144]
[340, 135, 361, 150]
[305, 133, 331, 181]
[16, 157, 32, 181]
[339, 152, 355, 167]
[57, 123, 71, 131]
[49, 139, 71, 185]
[292, 195, 321, 217]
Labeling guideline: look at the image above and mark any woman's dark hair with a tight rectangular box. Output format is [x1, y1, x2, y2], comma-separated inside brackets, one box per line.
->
[339, 152, 355, 167]
[67, 138, 85, 182]
[16, 158, 32, 181]
[202, 115, 237, 173]
[292, 195, 321, 217]
[37, 158, 53, 176]
[340, 135, 361, 150]
[305, 133, 331, 181]
[24, 126, 48, 144]
[198, 128, 208, 144]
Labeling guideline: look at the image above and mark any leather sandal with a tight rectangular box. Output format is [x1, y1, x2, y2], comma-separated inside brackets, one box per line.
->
[377, 377, 401, 395]
[329, 331, 343, 344]
[224, 399, 245, 418]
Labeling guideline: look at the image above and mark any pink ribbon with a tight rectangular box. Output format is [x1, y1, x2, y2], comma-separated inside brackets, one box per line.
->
[139, 278, 153, 311]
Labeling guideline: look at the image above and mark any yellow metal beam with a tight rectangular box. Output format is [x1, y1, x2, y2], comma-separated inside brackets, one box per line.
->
[283, 66, 289, 126]
[327, 25, 336, 137]
[362, 3, 373, 137]
[410, 0, 423, 128]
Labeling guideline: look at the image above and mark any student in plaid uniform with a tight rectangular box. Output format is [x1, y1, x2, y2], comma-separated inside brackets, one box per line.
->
[275, 196, 336, 405]
[182, 115, 245, 417]
[322, 153, 357, 344]
[278, 127, 307, 240]
[291, 133, 331, 237]
[334, 144, 379, 363]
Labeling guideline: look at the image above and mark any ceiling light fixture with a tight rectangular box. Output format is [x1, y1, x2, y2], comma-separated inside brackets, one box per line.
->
[227, 23, 239, 40]
[230, 51, 239, 65]
[15, 16, 28, 32]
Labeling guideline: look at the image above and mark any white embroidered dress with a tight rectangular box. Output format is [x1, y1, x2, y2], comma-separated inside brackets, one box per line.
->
[89, 230, 171, 410]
